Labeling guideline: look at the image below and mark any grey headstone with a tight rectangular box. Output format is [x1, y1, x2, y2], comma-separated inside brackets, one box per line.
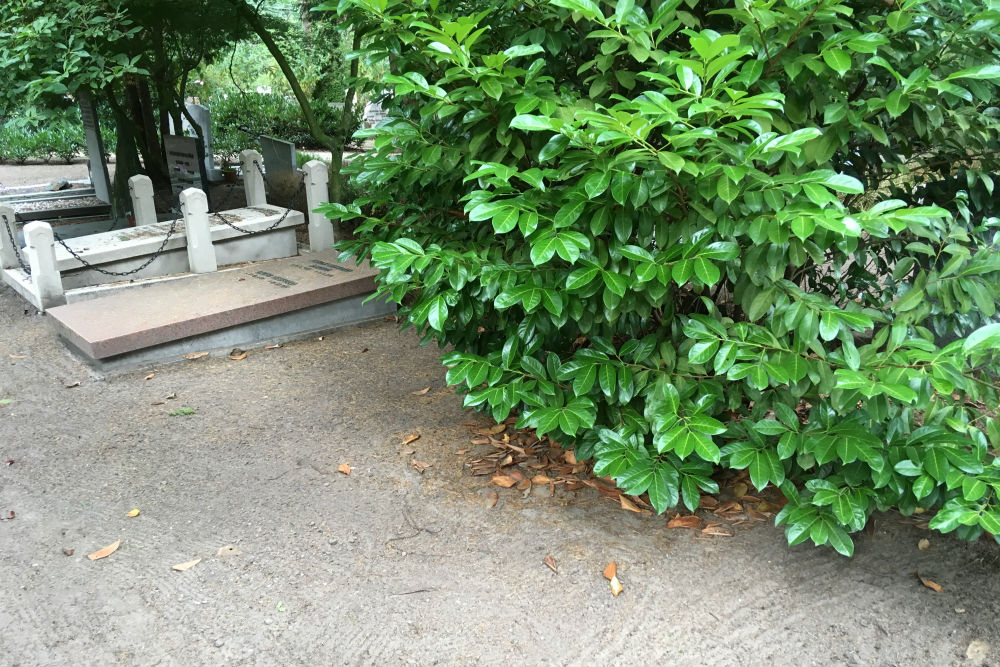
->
[170, 103, 221, 181]
[77, 92, 111, 203]
[259, 135, 297, 181]
[163, 135, 206, 201]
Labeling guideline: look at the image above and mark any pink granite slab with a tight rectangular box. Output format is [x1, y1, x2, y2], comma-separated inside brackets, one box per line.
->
[47, 251, 379, 359]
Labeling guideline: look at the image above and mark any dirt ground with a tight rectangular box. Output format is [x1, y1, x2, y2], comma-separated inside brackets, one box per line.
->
[0, 160, 116, 190]
[1, 168, 1000, 667]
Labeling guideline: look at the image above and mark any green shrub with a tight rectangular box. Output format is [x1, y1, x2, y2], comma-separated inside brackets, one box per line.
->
[209, 90, 363, 163]
[323, 0, 1000, 555]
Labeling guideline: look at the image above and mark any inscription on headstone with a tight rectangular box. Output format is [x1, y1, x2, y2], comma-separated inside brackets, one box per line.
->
[250, 270, 298, 289]
[77, 92, 112, 204]
[163, 135, 207, 201]
[170, 103, 220, 181]
[295, 259, 353, 275]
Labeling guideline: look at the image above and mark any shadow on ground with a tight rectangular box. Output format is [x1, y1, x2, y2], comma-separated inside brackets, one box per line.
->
[1, 283, 998, 667]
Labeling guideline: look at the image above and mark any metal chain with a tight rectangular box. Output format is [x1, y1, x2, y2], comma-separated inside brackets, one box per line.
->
[2, 213, 31, 275]
[54, 217, 181, 278]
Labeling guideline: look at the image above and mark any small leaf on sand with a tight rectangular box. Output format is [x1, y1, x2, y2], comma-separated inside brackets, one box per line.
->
[126, 509, 140, 518]
[410, 459, 432, 473]
[699, 495, 719, 509]
[9, 354, 25, 359]
[62, 548, 74, 556]
[88, 540, 120, 561]
[172, 558, 201, 572]
[64, 381, 81, 389]
[144, 373, 155, 381]
[337, 463, 351, 475]
[229, 352, 248, 361]
[488, 491, 499, 507]
[492, 474, 516, 488]
[489, 424, 506, 434]
[915, 571, 942, 592]
[667, 514, 703, 529]
[918, 538, 930, 551]
[401, 433, 421, 445]
[544, 555, 558, 573]
[603, 562, 617, 580]
[733, 482, 749, 498]
[183, 352, 209, 360]
[264, 344, 283, 350]
[609, 575, 624, 597]
[532, 474, 553, 484]
[411, 387, 431, 395]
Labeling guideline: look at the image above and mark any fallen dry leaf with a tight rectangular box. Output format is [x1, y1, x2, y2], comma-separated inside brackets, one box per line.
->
[150, 401, 165, 406]
[619, 495, 642, 513]
[492, 474, 516, 488]
[264, 344, 283, 350]
[229, 352, 248, 361]
[918, 538, 930, 551]
[62, 548, 74, 556]
[531, 474, 553, 485]
[126, 509, 140, 518]
[563, 450, 578, 465]
[64, 381, 81, 389]
[667, 514, 703, 529]
[88, 540, 121, 561]
[609, 575, 624, 597]
[488, 491, 499, 507]
[455, 448, 469, 455]
[165, 393, 176, 400]
[701, 522, 735, 537]
[2, 510, 14, 520]
[411, 386, 431, 395]
[401, 433, 421, 446]
[144, 372, 155, 381]
[400, 448, 415, 456]
[183, 351, 209, 360]
[172, 558, 201, 572]
[544, 555, 558, 573]
[732, 482, 749, 498]
[699, 495, 719, 509]
[337, 463, 351, 475]
[8, 354, 25, 359]
[916, 571, 943, 592]
[603, 562, 617, 580]
[410, 459, 432, 473]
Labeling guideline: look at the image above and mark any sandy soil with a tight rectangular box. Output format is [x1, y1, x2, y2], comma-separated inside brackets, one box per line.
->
[1, 289, 999, 667]
[0, 160, 116, 190]
[0, 163, 998, 667]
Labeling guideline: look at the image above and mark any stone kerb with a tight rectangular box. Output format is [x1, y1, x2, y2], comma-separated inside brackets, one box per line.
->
[302, 160, 334, 252]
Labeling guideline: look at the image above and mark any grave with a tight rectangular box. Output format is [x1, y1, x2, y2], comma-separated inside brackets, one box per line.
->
[2, 152, 389, 369]
[259, 135, 299, 202]
[46, 249, 393, 370]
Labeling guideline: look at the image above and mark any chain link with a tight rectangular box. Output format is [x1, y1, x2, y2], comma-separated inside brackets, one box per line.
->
[2, 213, 31, 276]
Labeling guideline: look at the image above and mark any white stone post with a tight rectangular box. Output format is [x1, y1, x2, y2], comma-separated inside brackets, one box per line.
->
[23, 222, 66, 309]
[303, 160, 334, 252]
[180, 188, 217, 273]
[240, 149, 266, 207]
[0, 205, 18, 269]
[128, 175, 157, 227]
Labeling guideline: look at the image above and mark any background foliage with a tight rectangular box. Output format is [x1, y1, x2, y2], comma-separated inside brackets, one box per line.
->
[324, 0, 1000, 555]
